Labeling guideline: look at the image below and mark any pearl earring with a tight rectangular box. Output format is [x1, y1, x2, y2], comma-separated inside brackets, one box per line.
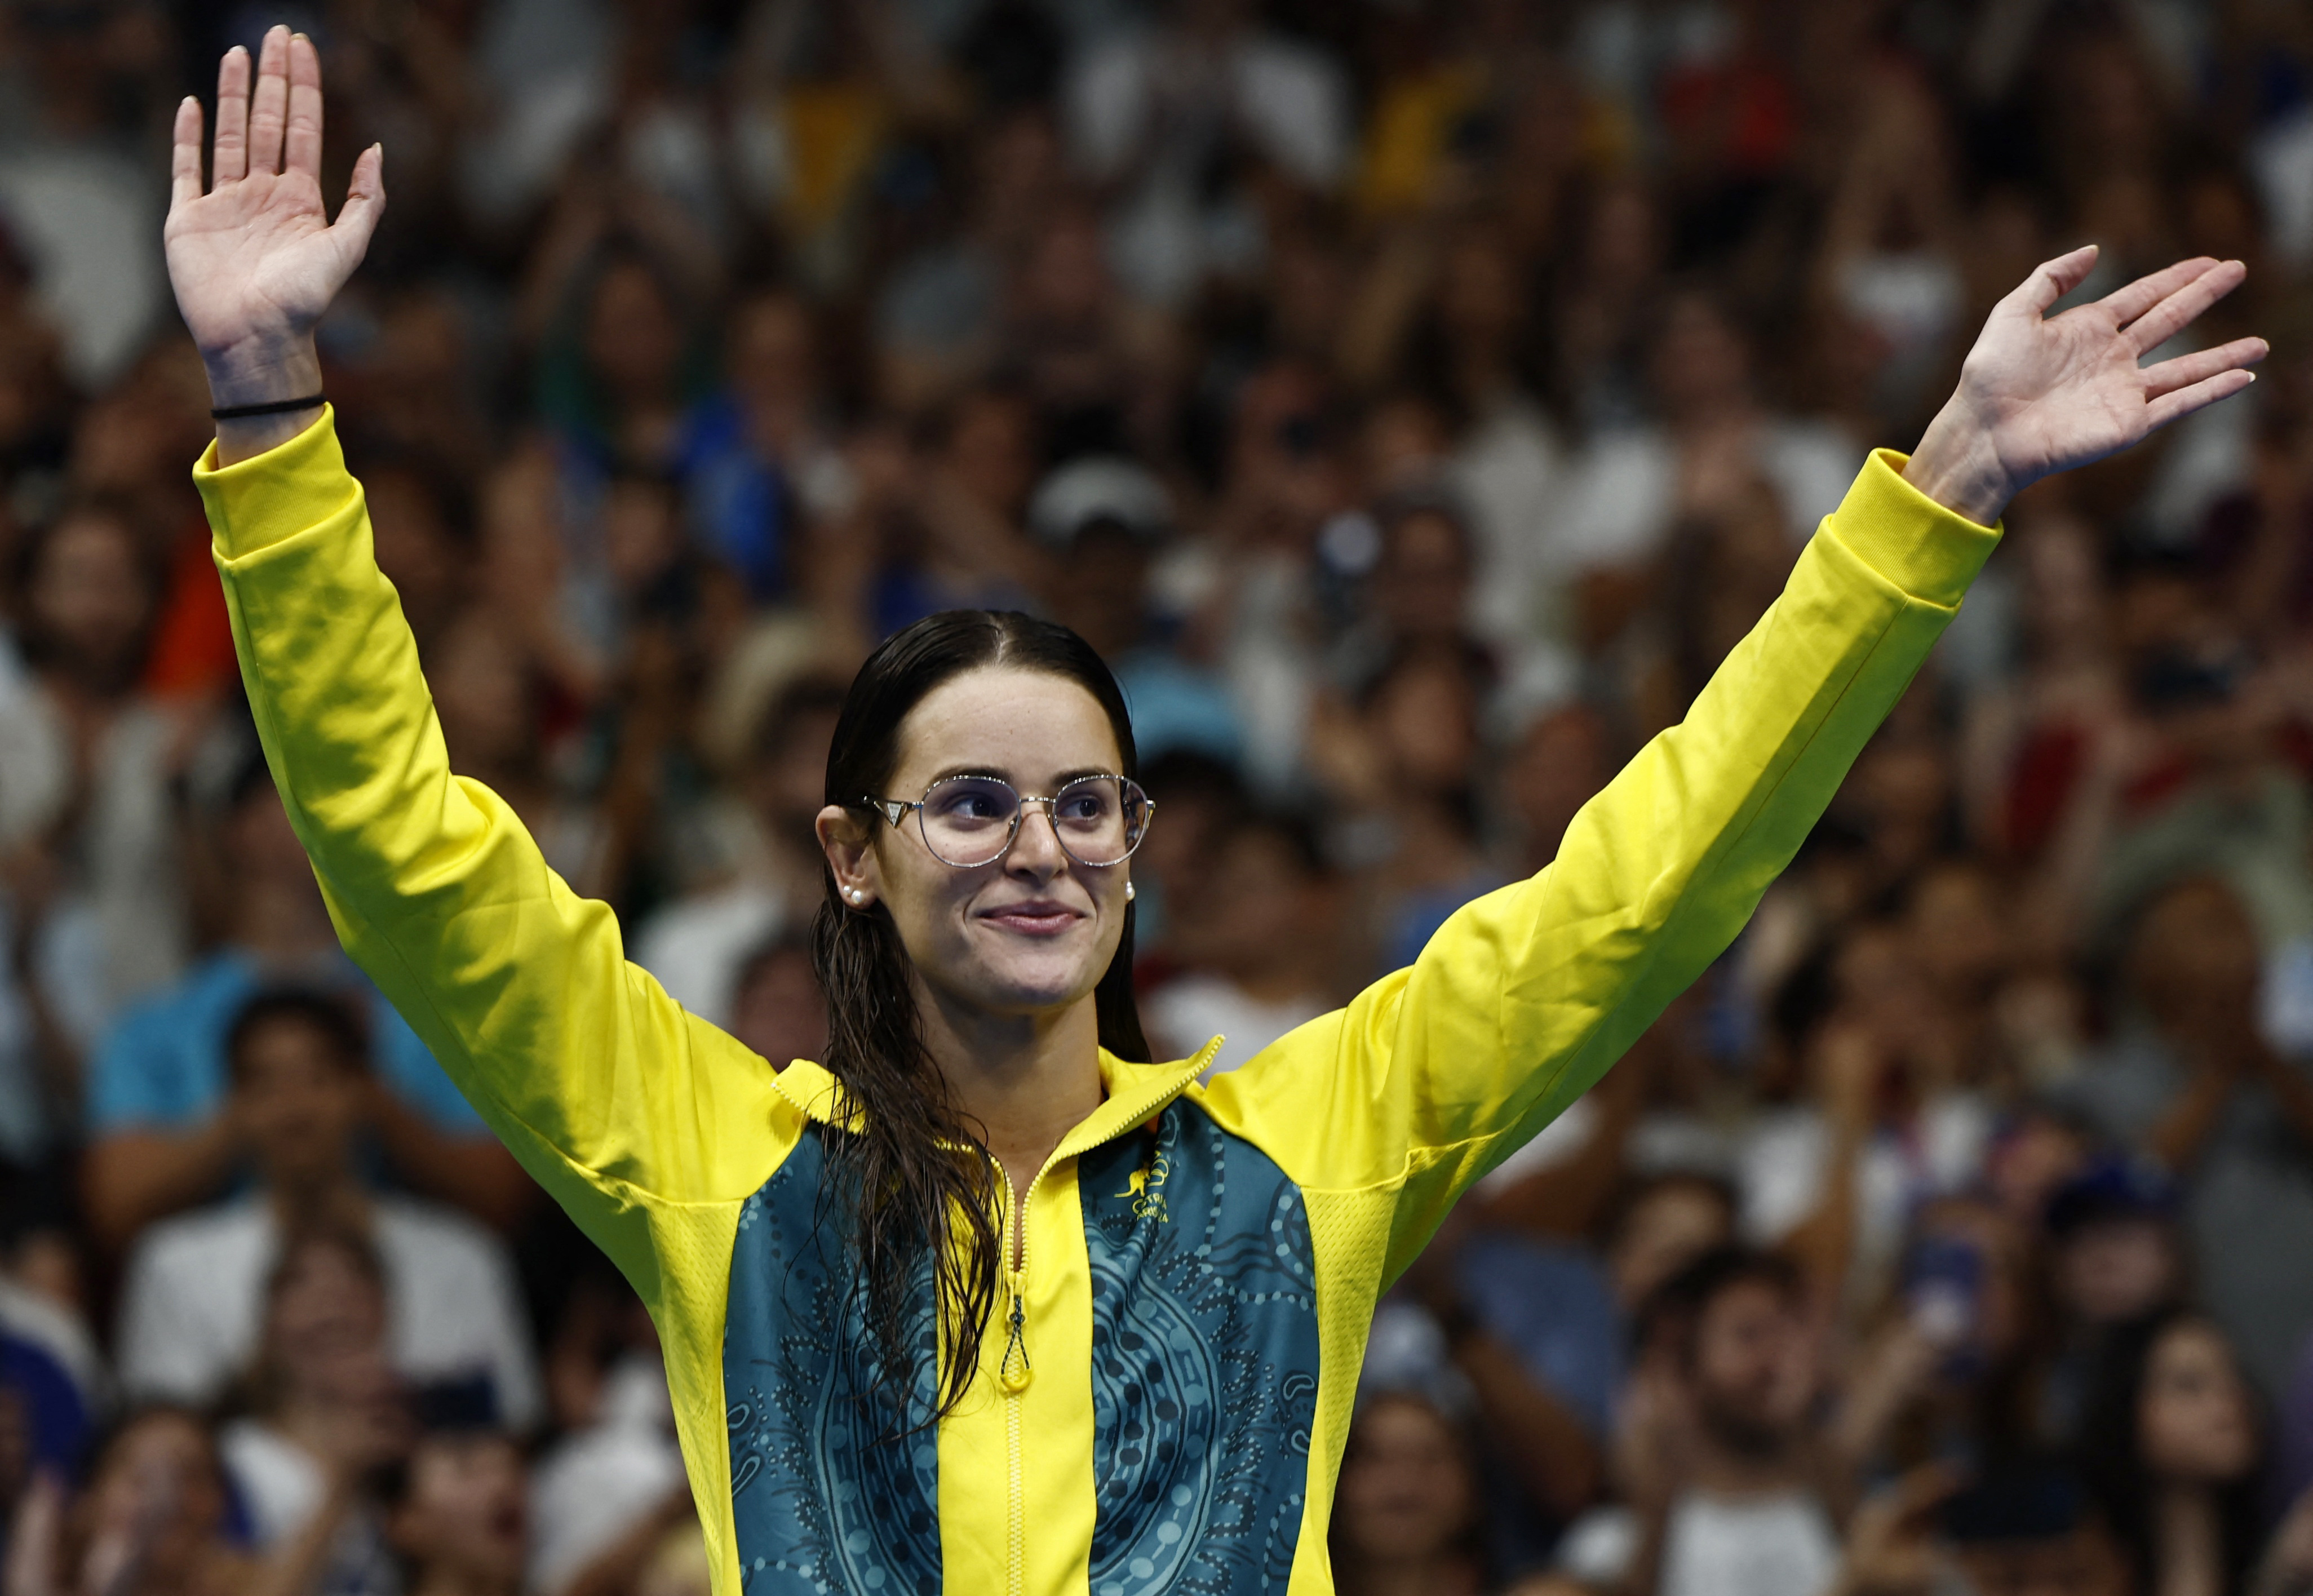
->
[847, 888, 864, 905]
[1124, 880, 1136, 902]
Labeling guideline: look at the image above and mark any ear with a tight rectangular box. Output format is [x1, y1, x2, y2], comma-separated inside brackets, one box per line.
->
[816, 804, 881, 907]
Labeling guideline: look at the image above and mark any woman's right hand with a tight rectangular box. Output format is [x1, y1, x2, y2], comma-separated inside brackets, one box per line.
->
[164, 25, 384, 459]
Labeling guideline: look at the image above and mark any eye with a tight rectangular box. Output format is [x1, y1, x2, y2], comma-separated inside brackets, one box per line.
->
[928, 779, 1014, 824]
[1056, 783, 1115, 823]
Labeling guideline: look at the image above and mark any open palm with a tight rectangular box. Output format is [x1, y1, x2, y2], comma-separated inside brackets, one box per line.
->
[164, 29, 382, 373]
[1914, 246, 2264, 522]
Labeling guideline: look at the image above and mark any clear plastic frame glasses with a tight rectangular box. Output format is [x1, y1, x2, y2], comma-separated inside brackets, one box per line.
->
[867, 774, 1154, 868]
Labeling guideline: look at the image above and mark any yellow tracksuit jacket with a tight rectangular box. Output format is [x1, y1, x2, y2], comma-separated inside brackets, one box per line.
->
[196, 412, 1997, 1595]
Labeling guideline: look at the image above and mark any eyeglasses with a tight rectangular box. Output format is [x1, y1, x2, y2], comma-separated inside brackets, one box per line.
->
[866, 774, 1154, 868]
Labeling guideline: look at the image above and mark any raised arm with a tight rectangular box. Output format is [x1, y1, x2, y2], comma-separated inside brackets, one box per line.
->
[1207, 247, 2264, 1274]
[166, 30, 792, 1276]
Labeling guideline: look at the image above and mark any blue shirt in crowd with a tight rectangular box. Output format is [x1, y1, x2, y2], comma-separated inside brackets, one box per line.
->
[87, 950, 484, 1135]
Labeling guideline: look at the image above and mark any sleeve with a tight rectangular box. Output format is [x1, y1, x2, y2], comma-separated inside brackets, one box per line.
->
[193, 411, 794, 1292]
[1202, 449, 2000, 1280]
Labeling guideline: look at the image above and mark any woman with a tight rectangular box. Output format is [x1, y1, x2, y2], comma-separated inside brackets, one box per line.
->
[163, 26, 2264, 1596]
[1329, 1394, 1489, 1596]
[2079, 1310, 2270, 1596]
[218, 1226, 409, 1596]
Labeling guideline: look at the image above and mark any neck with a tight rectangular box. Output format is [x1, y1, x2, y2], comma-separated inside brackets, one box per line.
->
[914, 978, 1105, 1195]
[1690, 1427, 1809, 1496]
[2154, 1484, 2226, 1596]
[410, 1570, 517, 1596]
[1342, 1555, 1477, 1596]
[266, 1172, 367, 1231]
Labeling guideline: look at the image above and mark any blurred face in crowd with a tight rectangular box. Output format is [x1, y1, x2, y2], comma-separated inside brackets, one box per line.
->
[432, 610, 537, 776]
[586, 259, 683, 407]
[1651, 294, 1752, 424]
[1687, 1277, 1813, 1455]
[2139, 1320, 2257, 1487]
[751, 698, 844, 846]
[1907, 862, 2009, 999]
[830, 668, 1133, 1021]
[2057, 1217, 2181, 1327]
[1374, 509, 1471, 648]
[2129, 878, 2259, 1039]
[733, 291, 816, 413]
[1501, 704, 1609, 868]
[79, 1411, 230, 1582]
[27, 507, 150, 691]
[366, 466, 464, 632]
[267, 1233, 391, 1395]
[225, 781, 324, 897]
[731, 946, 826, 1069]
[1189, 823, 1328, 978]
[942, 391, 1037, 521]
[604, 476, 683, 595]
[1366, 653, 1478, 798]
[232, 1014, 362, 1192]
[1333, 1396, 1475, 1567]
[1610, 1178, 1734, 1312]
[391, 1433, 529, 1588]
[1051, 524, 1151, 660]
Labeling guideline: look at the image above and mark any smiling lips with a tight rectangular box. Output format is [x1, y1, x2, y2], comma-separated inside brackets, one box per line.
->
[977, 898, 1085, 936]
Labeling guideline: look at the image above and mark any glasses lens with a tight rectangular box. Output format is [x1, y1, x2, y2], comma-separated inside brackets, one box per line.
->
[919, 777, 1021, 866]
[1053, 777, 1149, 866]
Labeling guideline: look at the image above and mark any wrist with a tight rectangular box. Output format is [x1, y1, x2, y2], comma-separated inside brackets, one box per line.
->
[200, 334, 322, 409]
[204, 336, 324, 467]
[1903, 405, 2014, 527]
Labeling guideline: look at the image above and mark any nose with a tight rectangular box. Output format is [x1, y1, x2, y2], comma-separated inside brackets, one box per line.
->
[1005, 800, 1067, 879]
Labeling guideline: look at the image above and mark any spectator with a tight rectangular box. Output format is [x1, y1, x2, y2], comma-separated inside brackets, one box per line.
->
[2077, 1310, 2270, 1596]
[380, 1427, 529, 1596]
[1142, 810, 1340, 1072]
[116, 991, 539, 1428]
[84, 757, 527, 1248]
[1329, 1391, 1489, 1596]
[724, 933, 826, 1071]
[2061, 876, 2313, 1394]
[216, 1225, 407, 1594]
[631, 675, 845, 1031]
[1557, 1248, 1843, 1596]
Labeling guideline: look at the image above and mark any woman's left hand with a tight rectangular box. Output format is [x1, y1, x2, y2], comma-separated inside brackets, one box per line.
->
[1904, 248, 2265, 525]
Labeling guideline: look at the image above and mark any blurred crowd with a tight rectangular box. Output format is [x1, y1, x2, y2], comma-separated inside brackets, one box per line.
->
[2, 0, 2313, 1592]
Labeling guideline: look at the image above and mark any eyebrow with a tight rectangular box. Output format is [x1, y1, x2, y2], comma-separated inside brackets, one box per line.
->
[918, 765, 1121, 790]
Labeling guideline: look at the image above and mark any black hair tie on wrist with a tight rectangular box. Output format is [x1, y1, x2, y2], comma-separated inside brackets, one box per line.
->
[210, 394, 325, 420]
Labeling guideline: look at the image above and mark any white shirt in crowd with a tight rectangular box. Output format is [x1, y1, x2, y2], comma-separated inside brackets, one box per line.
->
[116, 1195, 541, 1430]
[1143, 974, 1327, 1077]
[1558, 1489, 1843, 1596]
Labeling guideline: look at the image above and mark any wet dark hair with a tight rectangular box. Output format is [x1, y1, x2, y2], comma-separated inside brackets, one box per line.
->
[814, 609, 1150, 1423]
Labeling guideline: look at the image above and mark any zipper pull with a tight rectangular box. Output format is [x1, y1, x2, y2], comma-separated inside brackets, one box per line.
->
[998, 1274, 1033, 1394]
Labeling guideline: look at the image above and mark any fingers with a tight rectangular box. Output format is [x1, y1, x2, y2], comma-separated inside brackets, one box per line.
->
[2144, 367, 2256, 432]
[331, 143, 387, 265]
[2101, 256, 2217, 327]
[2143, 335, 2269, 400]
[170, 97, 204, 210]
[213, 45, 250, 183]
[2014, 244, 2099, 314]
[2128, 258, 2248, 354]
[284, 32, 324, 180]
[247, 24, 292, 178]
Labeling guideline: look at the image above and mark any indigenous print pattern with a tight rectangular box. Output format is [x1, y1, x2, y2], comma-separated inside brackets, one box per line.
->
[1078, 1102, 1322, 1595]
[723, 1128, 942, 1593]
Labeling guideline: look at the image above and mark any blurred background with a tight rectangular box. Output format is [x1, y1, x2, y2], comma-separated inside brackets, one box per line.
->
[1, 0, 2313, 1592]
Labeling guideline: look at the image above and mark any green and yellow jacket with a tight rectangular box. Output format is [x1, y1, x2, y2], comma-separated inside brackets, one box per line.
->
[196, 413, 1997, 1595]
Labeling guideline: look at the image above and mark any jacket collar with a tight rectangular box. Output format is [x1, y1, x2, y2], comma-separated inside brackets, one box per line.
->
[771, 1039, 1220, 1159]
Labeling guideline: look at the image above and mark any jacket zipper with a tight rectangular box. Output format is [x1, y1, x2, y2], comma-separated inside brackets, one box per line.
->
[998, 1165, 1038, 1596]
[982, 1044, 1218, 1596]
